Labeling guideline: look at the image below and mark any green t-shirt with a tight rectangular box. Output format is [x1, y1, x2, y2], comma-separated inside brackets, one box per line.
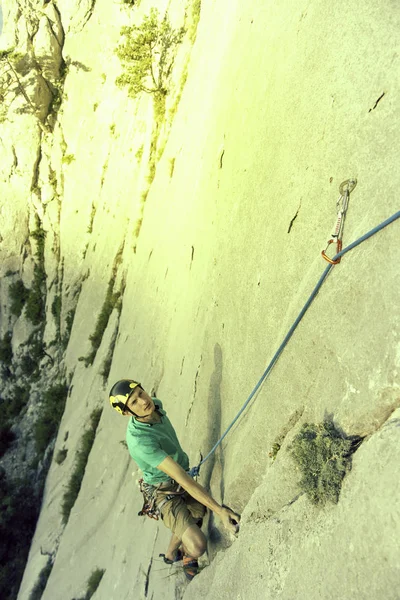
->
[126, 398, 189, 484]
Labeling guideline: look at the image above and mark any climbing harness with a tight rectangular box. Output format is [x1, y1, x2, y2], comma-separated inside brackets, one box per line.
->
[321, 179, 357, 264]
[189, 184, 400, 478]
[137, 479, 160, 520]
[137, 478, 185, 520]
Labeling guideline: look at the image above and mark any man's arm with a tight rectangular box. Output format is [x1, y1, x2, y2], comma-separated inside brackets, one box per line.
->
[157, 456, 240, 534]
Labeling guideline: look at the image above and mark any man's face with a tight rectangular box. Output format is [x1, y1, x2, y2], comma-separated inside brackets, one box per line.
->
[122, 386, 155, 418]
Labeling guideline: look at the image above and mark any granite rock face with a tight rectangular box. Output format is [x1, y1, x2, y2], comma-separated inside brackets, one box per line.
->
[185, 410, 400, 600]
[0, 1, 399, 600]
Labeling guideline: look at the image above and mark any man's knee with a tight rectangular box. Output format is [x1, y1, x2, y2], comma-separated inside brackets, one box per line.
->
[185, 539, 207, 559]
[182, 525, 207, 558]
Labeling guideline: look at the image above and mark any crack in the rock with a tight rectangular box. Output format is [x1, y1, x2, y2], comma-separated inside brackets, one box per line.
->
[368, 92, 385, 112]
[79, 0, 97, 32]
[144, 528, 158, 597]
[186, 355, 202, 425]
[219, 148, 225, 169]
[144, 557, 153, 597]
[271, 406, 305, 455]
[287, 201, 301, 233]
[190, 245, 194, 269]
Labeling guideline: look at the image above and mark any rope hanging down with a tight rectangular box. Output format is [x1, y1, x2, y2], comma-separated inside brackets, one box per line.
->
[189, 186, 400, 478]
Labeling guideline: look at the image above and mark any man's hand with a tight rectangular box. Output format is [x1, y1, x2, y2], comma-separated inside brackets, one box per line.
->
[157, 457, 241, 534]
[220, 505, 240, 534]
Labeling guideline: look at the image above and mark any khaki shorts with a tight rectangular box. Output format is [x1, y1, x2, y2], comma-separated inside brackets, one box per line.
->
[155, 483, 206, 540]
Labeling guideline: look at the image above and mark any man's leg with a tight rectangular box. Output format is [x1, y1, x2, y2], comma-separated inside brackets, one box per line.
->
[164, 532, 182, 562]
[181, 524, 207, 559]
[157, 493, 207, 572]
[180, 525, 207, 581]
[164, 524, 206, 561]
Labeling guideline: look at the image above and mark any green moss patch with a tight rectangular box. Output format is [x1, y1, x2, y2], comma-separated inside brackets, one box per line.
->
[290, 421, 361, 505]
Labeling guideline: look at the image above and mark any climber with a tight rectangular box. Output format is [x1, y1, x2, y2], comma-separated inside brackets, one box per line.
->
[109, 379, 240, 580]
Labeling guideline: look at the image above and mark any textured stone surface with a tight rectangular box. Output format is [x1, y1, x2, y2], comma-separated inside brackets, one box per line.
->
[184, 409, 400, 600]
[0, 0, 398, 599]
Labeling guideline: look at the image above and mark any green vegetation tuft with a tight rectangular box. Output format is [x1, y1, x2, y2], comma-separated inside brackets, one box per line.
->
[74, 568, 106, 600]
[21, 331, 46, 380]
[87, 202, 97, 234]
[100, 352, 113, 384]
[61, 409, 103, 524]
[85, 568, 105, 599]
[269, 442, 281, 462]
[83, 292, 120, 366]
[188, 0, 202, 43]
[0, 332, 13, 365]
[62, 307, 77, 350]
[290, 421, 357, 505]
[51, 295, 62, 321]
[82, 248, 124, 367]
[133, 217, 143, 239]
[0, 425, 16, 458]
[25, 265, 46, 325]
[135, 144, 144, 162]
[169, 63, 188, 122]
[2, 385, 30, 421]
[55, 447, 68, 465]
[28, 558, 53, 600]
[49, 167, 57, 189]
[9, 280, 29, 317]
[33, 384, 69, 457]
[25, 217, 47, 326]
[0, 471, 40, 600]
[62, 153, 75, 165]
[168, 157, 175, 178]
[153, 91, 166, 123]
[20, 354, 38, 378]
[65, 308, 75, 333]
[100, 158, 109, 188]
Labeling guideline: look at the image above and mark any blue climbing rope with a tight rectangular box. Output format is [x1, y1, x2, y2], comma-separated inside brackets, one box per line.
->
[190, 210, 400, 477]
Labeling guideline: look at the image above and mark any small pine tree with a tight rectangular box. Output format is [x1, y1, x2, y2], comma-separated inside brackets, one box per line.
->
[115, 8, 185, 98]
[0, 49, 49, 132]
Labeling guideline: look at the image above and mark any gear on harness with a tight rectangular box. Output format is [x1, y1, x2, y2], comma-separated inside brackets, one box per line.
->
[137, 479, 160, 520]
[137, 478, 186, 520]
[322, 179, 357, 264]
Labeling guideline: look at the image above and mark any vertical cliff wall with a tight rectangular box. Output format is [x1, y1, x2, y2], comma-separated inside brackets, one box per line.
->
[0, 1, 399, 599]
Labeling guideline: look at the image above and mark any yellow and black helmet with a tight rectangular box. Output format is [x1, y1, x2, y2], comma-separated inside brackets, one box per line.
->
[109, 379, 141, 415]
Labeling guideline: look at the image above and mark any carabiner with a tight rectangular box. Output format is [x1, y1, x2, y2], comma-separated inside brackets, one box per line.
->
[321, 179, 356, 265]
[339, 178, 357, 196]
[321, 238, 343, 264]
[336, 179, 357, 218]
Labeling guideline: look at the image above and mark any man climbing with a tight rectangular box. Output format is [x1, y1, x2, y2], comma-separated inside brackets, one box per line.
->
[109, 379, 240, 580]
